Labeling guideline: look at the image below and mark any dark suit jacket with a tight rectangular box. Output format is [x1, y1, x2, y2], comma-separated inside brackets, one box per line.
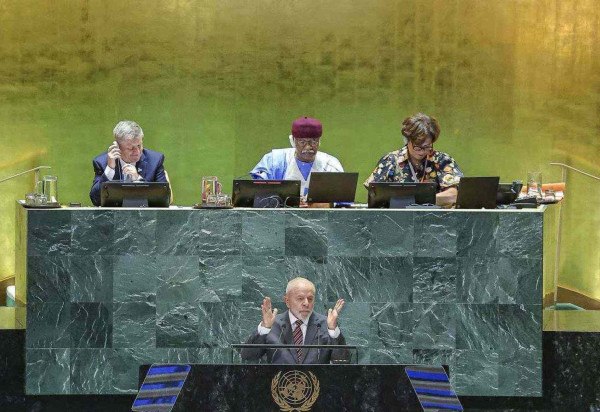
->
[89, 148, 167, 206]
[240, 310, 348, 365]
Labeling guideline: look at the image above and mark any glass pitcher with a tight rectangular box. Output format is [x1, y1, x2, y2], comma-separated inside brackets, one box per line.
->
[37, 175, 58, 204]
[201, 176, 222, 204]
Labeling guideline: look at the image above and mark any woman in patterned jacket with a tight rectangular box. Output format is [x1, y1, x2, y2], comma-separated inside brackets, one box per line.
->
[364, 112, 463, 207]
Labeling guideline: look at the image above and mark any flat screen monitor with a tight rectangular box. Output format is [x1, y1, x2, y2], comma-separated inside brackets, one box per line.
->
[455, 176, 500, 209]
[368, 182, 437, 208]
[100, 182, 171, 207]
[232, 180, 301, 208]
[307, 172, 359, 203]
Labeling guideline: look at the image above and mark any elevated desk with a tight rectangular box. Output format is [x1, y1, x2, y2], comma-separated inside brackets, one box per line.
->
[16, 206, 543, 396]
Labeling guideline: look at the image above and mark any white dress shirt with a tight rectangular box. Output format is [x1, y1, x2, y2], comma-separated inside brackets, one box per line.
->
[257, 311, 340, 339]
[104, 165, 116, 180]
[104, 162, 141, 181]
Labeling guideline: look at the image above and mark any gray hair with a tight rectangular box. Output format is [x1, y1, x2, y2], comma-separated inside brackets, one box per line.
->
[285, 277, 316, 294]
[113, 120, 144, 142]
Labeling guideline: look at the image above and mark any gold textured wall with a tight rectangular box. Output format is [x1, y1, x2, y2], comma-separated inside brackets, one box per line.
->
[0, 1, 598, 302]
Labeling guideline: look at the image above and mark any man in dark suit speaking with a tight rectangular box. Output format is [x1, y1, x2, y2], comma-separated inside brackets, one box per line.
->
[240, 277, 348, 364]
[89, 120, 167, 206]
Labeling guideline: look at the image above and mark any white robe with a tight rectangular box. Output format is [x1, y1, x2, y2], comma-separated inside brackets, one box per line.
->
[250, 147, 344, 196]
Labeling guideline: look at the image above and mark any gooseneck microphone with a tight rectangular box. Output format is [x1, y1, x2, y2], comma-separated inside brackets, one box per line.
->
[317, 323, 321, 363]
[271, 323, 287, 362]
[116, 157, 122, 181]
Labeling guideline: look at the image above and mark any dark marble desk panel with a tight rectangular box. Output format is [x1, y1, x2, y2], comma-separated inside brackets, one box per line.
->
[0, 330, 24, 395]
[17, 207, 544, 396]
[5, 329, 600, 410]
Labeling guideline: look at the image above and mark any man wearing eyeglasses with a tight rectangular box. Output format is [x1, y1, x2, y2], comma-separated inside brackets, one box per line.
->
[250, 116, 344, 197]
[364, 112, 463, 206]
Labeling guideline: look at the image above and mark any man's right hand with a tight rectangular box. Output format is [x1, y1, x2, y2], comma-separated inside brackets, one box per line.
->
[107, 141, 121, 169]
[261, 297, 277, 329]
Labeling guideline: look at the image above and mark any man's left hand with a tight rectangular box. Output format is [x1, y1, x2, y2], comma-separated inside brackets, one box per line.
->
[327, 298, 345, 330]
[122, 164, 140, 181]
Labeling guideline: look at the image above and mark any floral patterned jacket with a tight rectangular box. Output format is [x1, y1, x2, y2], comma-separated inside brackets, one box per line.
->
[364, 145, 463, 192]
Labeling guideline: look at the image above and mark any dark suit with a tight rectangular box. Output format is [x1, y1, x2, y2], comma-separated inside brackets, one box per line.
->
[89, 148, 167, 206]
[240, 310, 348, 364]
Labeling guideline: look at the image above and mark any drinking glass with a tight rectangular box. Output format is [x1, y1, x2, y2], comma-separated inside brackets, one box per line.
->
[25, 193, 36, 206]
[34, 193, 48, 205]
[526, 171, 542, 198]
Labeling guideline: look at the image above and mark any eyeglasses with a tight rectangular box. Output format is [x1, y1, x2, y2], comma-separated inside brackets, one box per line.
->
[295, 138, 320, 147]
[410, 143, 433, 153]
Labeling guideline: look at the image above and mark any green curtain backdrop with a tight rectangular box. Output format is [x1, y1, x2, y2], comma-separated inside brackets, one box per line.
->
[0, 0, 598, 303]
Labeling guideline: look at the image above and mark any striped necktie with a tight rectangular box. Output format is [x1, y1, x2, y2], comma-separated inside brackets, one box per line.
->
[293, 319, 303, 363]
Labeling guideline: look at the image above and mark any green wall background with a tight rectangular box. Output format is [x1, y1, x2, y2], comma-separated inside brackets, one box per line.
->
[0, 1, 598, 303]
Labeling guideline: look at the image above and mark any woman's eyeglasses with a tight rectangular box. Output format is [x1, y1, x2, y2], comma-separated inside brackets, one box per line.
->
[411, 143, 433, 153]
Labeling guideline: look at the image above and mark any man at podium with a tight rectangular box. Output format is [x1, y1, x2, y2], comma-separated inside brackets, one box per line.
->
[240, 277, 348, 364]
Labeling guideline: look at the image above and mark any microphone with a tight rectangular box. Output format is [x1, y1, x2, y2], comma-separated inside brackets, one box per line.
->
[117, 158, 133, 182]
[317, 323, 321, 363]
[271, 323, 287, 363]
[116, 157, 122, 181]
[137, 167, 145, 182]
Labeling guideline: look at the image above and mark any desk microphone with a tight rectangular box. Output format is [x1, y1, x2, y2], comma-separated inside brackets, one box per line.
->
[116, 157, 122, 181]
[271, 323, 287, 362]
[316, 323, 321, 362]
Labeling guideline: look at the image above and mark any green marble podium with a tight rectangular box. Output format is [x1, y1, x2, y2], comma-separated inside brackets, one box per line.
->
[16, 206, 543, 396]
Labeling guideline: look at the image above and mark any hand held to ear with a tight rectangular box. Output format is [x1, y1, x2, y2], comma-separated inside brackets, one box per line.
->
[107, 141, 121, 169]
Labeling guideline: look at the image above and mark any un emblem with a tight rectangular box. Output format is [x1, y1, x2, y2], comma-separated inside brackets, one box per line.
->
[271, 370, 320, 412]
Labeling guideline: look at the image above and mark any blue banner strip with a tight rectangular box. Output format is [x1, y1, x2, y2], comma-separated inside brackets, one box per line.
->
[133, 395, 178, 407]
[141, 381, 185, 391]
[415, 387, 456, 397]
[147, 365, 191, 376]
[421, 401, 463, 411]
[406, 370, 449, 382]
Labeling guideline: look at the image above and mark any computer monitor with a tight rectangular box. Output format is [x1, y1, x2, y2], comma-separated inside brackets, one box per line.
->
[307, 172, 359, 203]
[232, 180, 301, 208]
[100, 182, 171, 207]
[368, 182, 437, 209]
[455, 177, 500, 209]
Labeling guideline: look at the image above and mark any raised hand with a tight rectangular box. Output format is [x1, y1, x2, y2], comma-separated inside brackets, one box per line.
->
[261, 296, 278, 328]
[327, 298, 345, 330]
[107, 141, 121, 169]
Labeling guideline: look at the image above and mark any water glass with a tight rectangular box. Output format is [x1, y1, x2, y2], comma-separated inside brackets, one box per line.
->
[25, 193, 36, 206]
[34, 193, 48, 205]
[526, 171, 542, 198]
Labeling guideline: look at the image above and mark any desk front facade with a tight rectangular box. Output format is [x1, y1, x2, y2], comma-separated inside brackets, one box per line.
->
[16, 206, 543, 396]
